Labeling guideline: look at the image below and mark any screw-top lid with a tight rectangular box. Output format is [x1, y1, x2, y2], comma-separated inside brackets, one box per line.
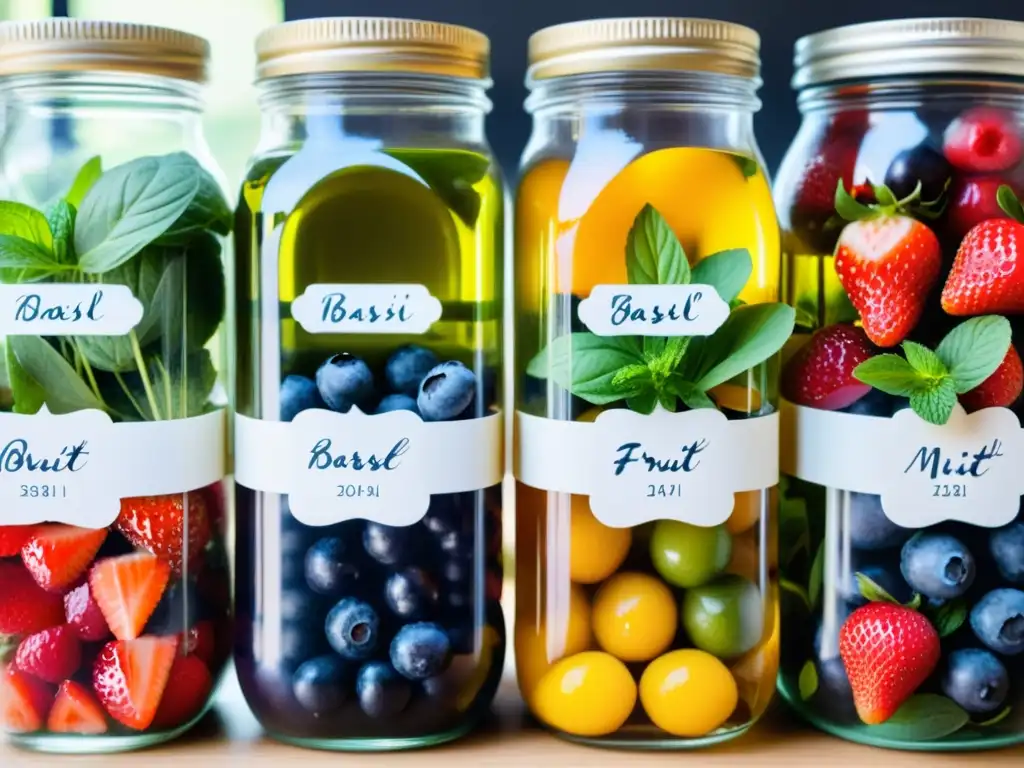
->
[0, 19, 209, 82]
[255, 17, 490, 81]
[527, 17, 760, 82]
[794, 17, 1024, 89]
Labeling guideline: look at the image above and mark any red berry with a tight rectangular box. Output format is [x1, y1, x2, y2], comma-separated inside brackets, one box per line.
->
[942, 219, 1024, 316]
[789, 133, 864, 253]
[150, 655, 212, 730]
[944, 107, 1023, 173]
[946, 176, 1024, 240]
[116, 492, 212, 576]
[960, 345, 1024, 412]
[0, 561, 65, 635]
[92, 636, 178, 731]
[47, 680, 108, 734]
[0, 525, 37, 557]
[21, 524, 107, 593]
[180, 620, 216, 667]
[783, 324, 876, 409]
[64, 581, 111, 642]
[1, 663, 53, 733]
[89, 553, 171, 641]
[14, 626, 82, 684]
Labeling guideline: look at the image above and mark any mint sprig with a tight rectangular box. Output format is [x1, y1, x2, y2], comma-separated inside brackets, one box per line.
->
[853, 316, 1012, 425]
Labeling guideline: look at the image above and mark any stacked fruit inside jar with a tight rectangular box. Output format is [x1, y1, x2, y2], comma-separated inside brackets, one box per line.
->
[779, 104, 1024, 741]
[0, 485, 232, 739]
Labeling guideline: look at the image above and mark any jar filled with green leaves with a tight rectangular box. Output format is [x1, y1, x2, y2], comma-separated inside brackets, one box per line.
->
[0, 20, 233, 753]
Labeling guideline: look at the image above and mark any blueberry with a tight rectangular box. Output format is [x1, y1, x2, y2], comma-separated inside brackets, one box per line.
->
[385, 567, 440, 620]
[990, 522, 1024, 585]
[363, 522, 414, 566]
[325, 598, 380, 660]
[280, 375, 325, 421]
[421, 497, 457, 536]
[838, 389, 908, 417]
[315, 353, 375, 412]
[281, 624, 330, 669]
[417, 361, 477, 422]
[441, 558, 469, 585]
[355, 661, 412, 718]
[847, 493, 911, 550]
[883, 144, 952, 202]
[438, 529, 473, 560]
[942, 648, 1010, 714]
[842, 561, 912, 608]
[390, 622, 452, 680]
[375, 393, 419, 415]
[970, 588, 1024, 656]
[304, 537, 361, 596]
[900, 531, 976, 600]
[385, 345, 439, 397]
[292, 655, 349, 714]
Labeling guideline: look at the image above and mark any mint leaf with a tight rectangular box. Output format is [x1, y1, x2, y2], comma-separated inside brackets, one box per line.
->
[866, 695, 968, 741]
[902, 341, 948, 378]
[928, 598, 967, 638]
[853, 354, 932, 396]
[657, 390, 678, 412]
[798, 660, 818, 701]
[0, 200, 54, 247]
[935, 316, 1012, 394]
[691, 248, 753, 304]
[611, 363, 651, 391]
[626, 204, 690, 286]
[45, 200, 76, 264]
[649, 337, 690, 379]
[910, 379, 957, 425]
[627, 390, 657, 414]
[693, 303, 795, 390]
[997, 184, 1024, 223]
[65, 155, 102, 208]
[8, 336, 104, 414]
[669, 378, 716, 409]
[529, 333, 645, 404]
[5, 341, 44, 415]
[834, 179, 873, 221]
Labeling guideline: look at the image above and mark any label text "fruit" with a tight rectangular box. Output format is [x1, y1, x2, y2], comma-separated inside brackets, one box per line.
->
[612, 440, 708, 476]
[905, 439, 1004, 480]
[0, 439, 90, 473]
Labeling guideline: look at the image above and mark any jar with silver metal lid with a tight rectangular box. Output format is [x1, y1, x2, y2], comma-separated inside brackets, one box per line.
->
[776, 17, 1024, 750]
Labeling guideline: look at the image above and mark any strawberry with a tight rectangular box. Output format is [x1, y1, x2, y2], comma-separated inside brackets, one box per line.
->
[47, 680, 108, 734]
[0, 525, 37, 557]
[14, 626, 81, 684]
[839, 602, 940, 724]
[92, 636, 178, 730]
[64, 581, 111, 642]
[960, 344, 1024, 412]
[789, 130, 867, 253]
[150, 654, 212, 730]
[1, 663, 53, 732]
[946, 175, 1024, 241]
[116, 492, 212, 575]
[943, 107, 1023, 173]
[89, 553, 171, 641]
[180, 620, 216, 667]
[782, 324, 876, 409]
[21, 525, 107, 593]
[0, 561, 65, 635]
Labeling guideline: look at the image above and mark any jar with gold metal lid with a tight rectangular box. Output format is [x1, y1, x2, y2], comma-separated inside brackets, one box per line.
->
[514, 17, 788, 747]
[775, 17, 1024, 750]
[0, 19, 233, 753]
[232, 17, 504, 750]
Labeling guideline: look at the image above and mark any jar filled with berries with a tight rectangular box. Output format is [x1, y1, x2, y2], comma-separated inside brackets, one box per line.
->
[776, 17, 1024, 750]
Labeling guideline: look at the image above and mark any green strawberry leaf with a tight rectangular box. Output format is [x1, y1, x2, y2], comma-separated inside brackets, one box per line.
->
[874, 184, 899, 208]
[976, 706, 1012, 727]
[909, 379, 958, 426]
[798, 660, 819, 701]
[853, 354, 933, 396]
[834, 180, 874, 222]
[926, 598, 968, 638]
[935, 316, 1013, 394]
[808, 541, 825, 609]
[997, 184, 1024, 224]
[690, 248, 753, 304]
[902, 341, 948, 379]
[626, 204, 690, 286]
[864, 695, 969, 741]
[856, 572, 900, 604]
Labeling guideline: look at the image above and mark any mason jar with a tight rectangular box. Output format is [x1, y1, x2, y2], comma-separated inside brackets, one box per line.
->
[776, 17, 1024, 751]
[232, 17, 505, 751]
[0, 20, 232, 753]
[513, 18, 789, 747]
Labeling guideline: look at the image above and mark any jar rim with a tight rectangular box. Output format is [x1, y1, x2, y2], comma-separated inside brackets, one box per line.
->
[793, 17, 1024, 89]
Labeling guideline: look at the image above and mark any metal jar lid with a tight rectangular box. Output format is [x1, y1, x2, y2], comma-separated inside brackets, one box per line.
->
[793, 17, 1024, 89]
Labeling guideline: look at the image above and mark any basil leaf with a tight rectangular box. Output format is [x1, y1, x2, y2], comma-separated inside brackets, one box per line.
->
[65, 155, 103, 208]
[626, 204, 690, 286]
[669, 378, 716, 409]
[76, 153, 202, 274]
[0, 235, 60, 271]
[903, 340, 948, 378]
[854, 354, 932, 396]
[657, 389, 678, 412]
[8, 335, 104, 414]
[694, 303, 795, 390]
[798, 660, 818, 701]
[864, 695, 968, 741]
[935, 316, 1012, 394]
[909, 379, 957, 426]
[611, 363, 651, 391]
[154, 167, 232, 244]
[45, 200, 76, 264]
[105, 348, 217, 421]
[627, 390, 657, 414]
[644, 336, 666, 360]
[691, 248, 753, 304]
[528, 332, 641, 379]
[5, 341, 44, 415]
[0, 201, 54, 248]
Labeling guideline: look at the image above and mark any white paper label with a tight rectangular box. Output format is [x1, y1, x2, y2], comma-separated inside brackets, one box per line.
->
[291, 283, 442, 335]
[234, 410, 503, 527]
[0, 284, 144, 336]
[515, 407, 779, 527]
[781, 399, 1024, 528]
[577, 284, 729, 337]
[0, 408, 226, 528]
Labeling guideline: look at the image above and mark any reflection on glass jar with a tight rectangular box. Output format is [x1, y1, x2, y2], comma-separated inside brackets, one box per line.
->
[232, 18, 504, 751]
[514, 18, 787, 748]
[776, 17, 1024, 751]
[0, 20, 233, 754]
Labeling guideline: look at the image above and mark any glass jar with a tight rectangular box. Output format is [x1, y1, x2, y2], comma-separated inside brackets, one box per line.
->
[776, 17, 1024, 751]
[232, 18, 504, 751]
[513, 18, 789, 748]
[0, 21, 233, 753]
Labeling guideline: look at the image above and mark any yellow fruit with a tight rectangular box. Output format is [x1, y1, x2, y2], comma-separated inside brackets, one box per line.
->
[727, 489, 762, 534]
[710, 383, 762, 414]
[532, 651, 637, 737]
[576, 406, 604, 424]
[570, 495, 631, 584]
[516, 584, 592, 697]
[592, 572, 677, 662]
[640, 649, 739, 737]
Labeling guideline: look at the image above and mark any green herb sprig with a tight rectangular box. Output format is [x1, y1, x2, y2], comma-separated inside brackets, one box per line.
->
[0, 153, 231, 422]
[527, 204, 795, 415]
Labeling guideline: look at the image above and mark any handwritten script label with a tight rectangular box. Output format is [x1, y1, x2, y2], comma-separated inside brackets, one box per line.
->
[577, 284, 729, 337]
[0, 284, 143, 336]
[291, 284, 442, 335]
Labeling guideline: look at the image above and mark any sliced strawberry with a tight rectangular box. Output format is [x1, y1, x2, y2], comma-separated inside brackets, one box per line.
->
[783, 324, 877, 409]
[180, 620, 216, 667]
[0, 525, 37, 557]
[21, 525, 107, 593]
[151, 654, 212, 730]
[89, 554, 171, 641]
[1, 663, 53, 732]
[92, 636, 177, 730]
[47, 679, 108, 734]
[944, 107, 1023, 173]
[0, 561, 65, 635]
[116, 492, 212, 575]
[14, 626, 81, 684]
[942, 219, 1024, 316]
[960, 344, 1024, 412]
[64, 581, 111, 642]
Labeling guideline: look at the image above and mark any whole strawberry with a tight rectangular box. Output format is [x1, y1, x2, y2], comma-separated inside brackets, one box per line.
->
[832, 182, 942, 347]
[839, 602, 940, 724]
[960, 343, 1024, 412]
[783, 324, 876, 409]
[115, 492, 211, 575]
